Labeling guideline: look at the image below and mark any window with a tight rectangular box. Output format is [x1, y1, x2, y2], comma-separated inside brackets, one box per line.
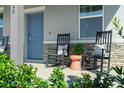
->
[80, 5, 103, 39]
[0, 13, 3, 26]
[0, 13, 3, 39]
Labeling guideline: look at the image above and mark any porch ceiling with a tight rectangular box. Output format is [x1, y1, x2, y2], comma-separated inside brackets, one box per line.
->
[0, 7, 4, 13]
[24, 5, 42, 9]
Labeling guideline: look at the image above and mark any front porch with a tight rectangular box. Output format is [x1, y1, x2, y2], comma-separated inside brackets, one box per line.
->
[0, 5, 124, 88]
[0, 5, 124, 66]
[26, 62, 119, 87]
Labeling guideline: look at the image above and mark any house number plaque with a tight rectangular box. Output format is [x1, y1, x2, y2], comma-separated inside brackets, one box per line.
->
[12, 5, 15, 14]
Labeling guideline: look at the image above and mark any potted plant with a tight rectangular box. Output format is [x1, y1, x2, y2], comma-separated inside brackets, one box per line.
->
[70, 43, 84, 70]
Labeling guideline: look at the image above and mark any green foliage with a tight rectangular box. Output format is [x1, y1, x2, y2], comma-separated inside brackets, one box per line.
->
[113, 66, 123, 75]
[16, 64, 49, 88]
[112, 17, 123, 37]
[16, 64, 37, 88]
[1, 54, 124, 88]
[49, 68, 68, 88]
[72, 79, 82, 88]
[72, 43, 84, 55]
[71, 72, 114, 88]
[93, 72, 115, 88]
[0, 54, 17, 88]
[0, 54, 49, 88]
[33, 77, 49, 88]
[81, 73, 93, 88]
[71, 73, 93, 88]
[113, 66, 124, 87]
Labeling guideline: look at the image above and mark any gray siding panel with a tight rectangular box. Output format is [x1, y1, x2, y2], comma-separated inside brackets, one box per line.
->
[104, 5, 120, 30]
[44, 5, 78, 41]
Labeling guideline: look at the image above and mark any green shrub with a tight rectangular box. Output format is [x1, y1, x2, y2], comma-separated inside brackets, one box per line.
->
[93, 72, 115, 88]
[16, 64, 49, 88]
[16, 64, 37, 88]
[71, 72, 114, 88]
[0, 54, 118, 88]
[72, 80, 81, 88]
[71, 73, 93, 88]
[33, 77, 49, 88]
[0, 54, 49, 88]
[113, 66, 124, 88]
[81, 73, 94, 88]
[0, 54, 17, 88]
[72, 43, 84, 55]
[48, 68, 68, 88]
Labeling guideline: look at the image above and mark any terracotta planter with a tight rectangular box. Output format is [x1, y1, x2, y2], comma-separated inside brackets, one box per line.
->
[70, 55, 82, 70]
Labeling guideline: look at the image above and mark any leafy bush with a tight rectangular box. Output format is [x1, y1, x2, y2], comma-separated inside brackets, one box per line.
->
[113, 66, 124, 88]
[71, 73, 93, 88]
[33, 77, 49, 88]
[16, 64, 49, 88]
[72, 43, 84, 55]
[93, 72, 115, 88]
[71, 79, 81, 88]
[0, 54, 17, 88]
[81, 73, 94, 88]
[48, 68, 68, 88]
[0, 54, 49, 88]
[16, 64, 37, 88]
[0, 54, 122, 88]
[71, 72, 114, 88]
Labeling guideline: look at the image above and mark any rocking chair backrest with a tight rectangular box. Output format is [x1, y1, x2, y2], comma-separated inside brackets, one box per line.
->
[57, 33, 70, 56]
[96, 30, 112, 51]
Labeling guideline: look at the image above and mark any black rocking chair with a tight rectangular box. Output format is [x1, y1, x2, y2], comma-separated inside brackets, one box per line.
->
[83, 30, 112, 72]
[46, 33, 70, 68]
[0, 36, 9, 54]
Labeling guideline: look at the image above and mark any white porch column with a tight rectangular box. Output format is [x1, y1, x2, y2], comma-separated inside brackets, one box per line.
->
[10, 5, 24, 65]
[3, 6, 10, 36]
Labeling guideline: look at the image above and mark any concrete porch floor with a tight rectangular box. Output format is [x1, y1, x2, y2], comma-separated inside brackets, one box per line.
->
[27, 63, 96, 80]
[26, 62, 119, 87]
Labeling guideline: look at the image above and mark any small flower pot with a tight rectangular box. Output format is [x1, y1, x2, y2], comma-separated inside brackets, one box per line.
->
[70, 55, 82, 70]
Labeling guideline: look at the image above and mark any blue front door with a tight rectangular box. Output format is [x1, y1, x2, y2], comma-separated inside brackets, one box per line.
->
[27, 13, 43, 60]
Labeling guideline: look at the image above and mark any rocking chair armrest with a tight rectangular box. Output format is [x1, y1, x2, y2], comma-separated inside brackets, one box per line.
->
[84, 48, 94, 53]
[47, 47, 57, 51]
[106, 50, 110, 52]
[84, 48, 94, 51]
[83, 48, 95, 56]
[46, 47, 58, 54]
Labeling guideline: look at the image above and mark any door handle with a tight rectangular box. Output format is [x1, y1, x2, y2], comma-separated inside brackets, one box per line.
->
[28, 32, 31, 41]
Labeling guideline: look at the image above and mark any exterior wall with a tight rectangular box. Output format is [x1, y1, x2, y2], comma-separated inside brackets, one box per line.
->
[104, 5, 124, 43]
[2, 5, 124, 66]
[43, 43, 95, 62]
[10, 5, 24, 65]
[43, 5, 124, 67]
[43, 43, 124, 67]
[104, 5, 124, 66]
[44, 5, 78, 41]
[3, 6, 10, 36]
[111, 43, 124, 67]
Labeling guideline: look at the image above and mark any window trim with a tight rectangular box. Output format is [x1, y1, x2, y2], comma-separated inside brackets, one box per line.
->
[78, 5, 104, 40]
